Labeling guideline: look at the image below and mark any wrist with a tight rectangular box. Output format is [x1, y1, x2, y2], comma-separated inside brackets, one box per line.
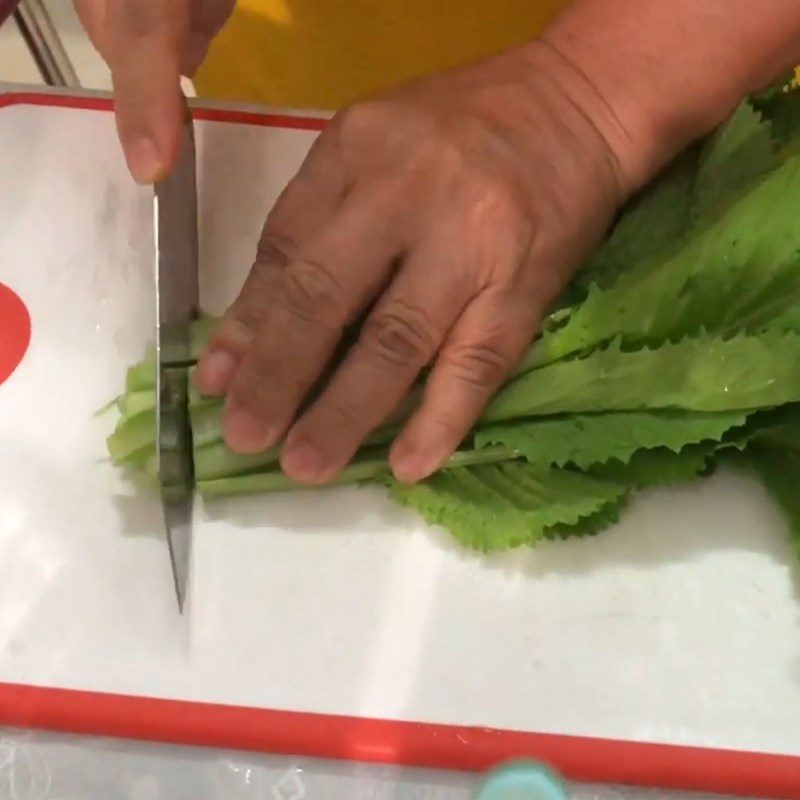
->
[515, 38, 637, 202]
[538, 0, 800, 195]
[537, 27, 730, 195]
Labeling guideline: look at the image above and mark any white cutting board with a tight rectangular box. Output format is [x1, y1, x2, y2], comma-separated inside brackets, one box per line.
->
[1, 92, 799, 794]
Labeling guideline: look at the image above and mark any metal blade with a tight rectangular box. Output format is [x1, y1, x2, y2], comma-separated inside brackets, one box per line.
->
[155, 110, 199, 612]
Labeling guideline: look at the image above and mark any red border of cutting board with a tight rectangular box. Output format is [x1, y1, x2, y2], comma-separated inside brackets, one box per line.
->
[1, 90, 798, 799]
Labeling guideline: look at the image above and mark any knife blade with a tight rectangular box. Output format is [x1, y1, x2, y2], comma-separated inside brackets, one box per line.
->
[154, 108, 199, 612]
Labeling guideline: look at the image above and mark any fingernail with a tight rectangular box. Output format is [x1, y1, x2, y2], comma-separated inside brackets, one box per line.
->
[127, 136, 164, 184]
[223, 405, 274, 454]
[391, 441, 439, 484]
[282, 441, 326, 484]
[194, 349, 239, 396]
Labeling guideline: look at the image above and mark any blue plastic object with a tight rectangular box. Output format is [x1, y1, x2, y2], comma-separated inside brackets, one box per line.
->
[475, 760, 567, 800]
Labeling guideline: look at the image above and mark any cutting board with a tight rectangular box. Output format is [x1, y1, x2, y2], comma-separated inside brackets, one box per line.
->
[1, 90, 799, 799]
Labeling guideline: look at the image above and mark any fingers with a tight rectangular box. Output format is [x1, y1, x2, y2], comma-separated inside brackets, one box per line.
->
[73, 0, 107, 54]
[183, 0, 236, 75]
[389, 290, 540, 483]
[75, 0, 234, 177]
[105, 0, 188, 183]
[221, 184, 407, 454]
[193, 132, 348, 395]
[280, 232, 477, 483]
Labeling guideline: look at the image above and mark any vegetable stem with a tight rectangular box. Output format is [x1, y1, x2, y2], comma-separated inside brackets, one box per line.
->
[198, 445, 516, 498]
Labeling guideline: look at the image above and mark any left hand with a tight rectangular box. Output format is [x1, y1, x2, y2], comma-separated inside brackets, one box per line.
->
[193, 42, 638, 485]
[74, 0, 234, 181]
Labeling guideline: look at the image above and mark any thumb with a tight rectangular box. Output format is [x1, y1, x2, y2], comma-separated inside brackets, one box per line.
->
[105, 0, 188, 183]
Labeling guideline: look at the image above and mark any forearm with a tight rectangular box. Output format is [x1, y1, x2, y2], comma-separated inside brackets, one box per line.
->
[539, 0, 800, 193]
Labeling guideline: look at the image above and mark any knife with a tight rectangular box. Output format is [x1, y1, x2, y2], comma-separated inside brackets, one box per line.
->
[154, 106, 200, 612]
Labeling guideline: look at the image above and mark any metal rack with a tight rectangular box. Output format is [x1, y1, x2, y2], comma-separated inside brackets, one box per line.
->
[1, 0, 79, 87]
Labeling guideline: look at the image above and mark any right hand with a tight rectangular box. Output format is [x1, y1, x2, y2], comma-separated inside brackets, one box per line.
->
[192, 42, 634, 485]
[73, 0, 234, 183]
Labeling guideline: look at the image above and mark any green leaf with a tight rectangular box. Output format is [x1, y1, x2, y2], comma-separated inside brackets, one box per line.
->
[487, 331, 800, 422]
[772, 91, 800, 153]
[543, 445, 713, 543]
[389, 462, 627, 551]
[768, 304, 800, 334]
[525, 153, 800, 368]
[753, 82, 800, 149]
[587, 444, 713, 488]
[475, 409, 749, 470]
[735, 403, 800, 452]
[692, 101, 777, 220]
[746, 444, 800, 560]
[752, 71, 797, 106]
[543, 496, 628, 541]
[571, 147, 700, 295]
[541, 446, 714, 543]
[550, 102, 775, 350]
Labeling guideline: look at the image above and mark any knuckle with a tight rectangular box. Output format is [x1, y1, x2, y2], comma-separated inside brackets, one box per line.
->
[323, 396, 368, 432]
[418, 413, 465, 449]
[231, 349, 299, 416]
[280, 257, 343, 323]
[230, 359, 272, 412]
[208, 317, 252, 353]
[361, 302, 438, 367]
[228, 301, 263, 336]
[442, 342, 510, 389]
[419, 115, 490, 173]
[401, 128, 464, 178]
[256, 230, 295, 269]
[231, 264, 278, 332]
[472, 178, 521, 223]
[334, 101, 384, 142]
[464, 182, 520, 242]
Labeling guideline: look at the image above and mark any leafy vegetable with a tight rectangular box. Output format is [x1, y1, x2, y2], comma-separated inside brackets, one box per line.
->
[523, 152, 800, 369]
[389, 462, 629, 551]
[544, 497, 628, 541]
[475, 410, 748, 470]
[569, 147, 701, 297]
[753, 79, 800, 149]
[104, 90, 800, 561]
[586, 445, 713, 488]
[691, 101, 777, 219]
[486, 331, 800, 421]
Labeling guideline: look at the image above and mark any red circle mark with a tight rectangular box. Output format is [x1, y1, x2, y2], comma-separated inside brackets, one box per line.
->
[0, 283, 31, 385]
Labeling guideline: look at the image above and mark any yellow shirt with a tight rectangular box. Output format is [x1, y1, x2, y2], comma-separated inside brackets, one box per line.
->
[194, 0, 567, 111]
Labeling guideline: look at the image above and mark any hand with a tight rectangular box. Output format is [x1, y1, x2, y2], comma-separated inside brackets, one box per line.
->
[194, 42, 638, 485]
[74, 0, 234, 182]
